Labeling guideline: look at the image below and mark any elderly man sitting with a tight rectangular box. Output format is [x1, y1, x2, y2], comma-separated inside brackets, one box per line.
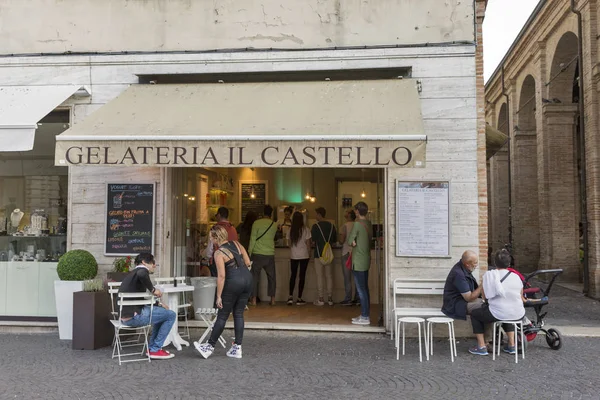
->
[441, 250, 484, 320]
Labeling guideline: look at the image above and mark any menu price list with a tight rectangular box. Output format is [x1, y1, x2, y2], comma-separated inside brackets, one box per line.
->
[240, 183, 267, 218]
[105, 183, 155, 255]
[396, 182, 450, 257]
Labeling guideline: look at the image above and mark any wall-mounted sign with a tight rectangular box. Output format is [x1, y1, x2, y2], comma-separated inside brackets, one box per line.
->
[105, 183, 155, 256]
[239, 181, 268, 222]
[396, 181, 450, 257]
[56, 140, 427, 168]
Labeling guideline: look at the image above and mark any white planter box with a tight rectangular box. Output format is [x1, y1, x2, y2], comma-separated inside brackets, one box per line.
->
[54, 280, 84, 340]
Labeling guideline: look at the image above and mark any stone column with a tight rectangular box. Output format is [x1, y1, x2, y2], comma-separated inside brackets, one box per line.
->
[510, 130, 540, 272]
[488, 147, 510, 252]
[539, 104, 580, 281]
[580, 0, 600, 298]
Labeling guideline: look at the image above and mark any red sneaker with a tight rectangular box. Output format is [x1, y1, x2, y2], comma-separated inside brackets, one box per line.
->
[148, 349, 175, 360]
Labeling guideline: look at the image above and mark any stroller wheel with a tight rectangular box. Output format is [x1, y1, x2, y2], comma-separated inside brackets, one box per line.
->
[545, 328, 562, 350]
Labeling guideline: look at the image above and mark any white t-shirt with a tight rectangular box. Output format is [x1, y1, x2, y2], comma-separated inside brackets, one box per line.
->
[287, 226, 311, 260]
[484, 270, 525, 321]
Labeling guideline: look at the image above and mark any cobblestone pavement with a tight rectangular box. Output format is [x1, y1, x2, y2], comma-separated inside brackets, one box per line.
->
[1, 330, 599, 400]
[533, 283, 600, 328]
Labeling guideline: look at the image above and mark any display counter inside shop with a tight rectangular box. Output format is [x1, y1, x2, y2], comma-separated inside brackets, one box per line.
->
[0, 235, 65, 317]
[0, 261, 59, 317]
[256, 247, 380, 303]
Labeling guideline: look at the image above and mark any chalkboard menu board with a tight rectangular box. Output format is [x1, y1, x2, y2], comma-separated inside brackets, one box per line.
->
[105, 183, 155, 256]
[239, 181, 268, 221]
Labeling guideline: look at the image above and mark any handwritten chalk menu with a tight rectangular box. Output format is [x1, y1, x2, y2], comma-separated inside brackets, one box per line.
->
[105, 183, 155, 256]
[396, 181, 450, 257]
[240, 181, 267, 221]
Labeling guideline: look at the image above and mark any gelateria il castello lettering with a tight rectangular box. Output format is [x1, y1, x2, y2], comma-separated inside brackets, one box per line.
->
[61, 144, 422, 167]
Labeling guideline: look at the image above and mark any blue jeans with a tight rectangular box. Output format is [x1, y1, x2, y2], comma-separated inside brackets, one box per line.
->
[353, 270, 370, 318]
[122, 306, 176, 352]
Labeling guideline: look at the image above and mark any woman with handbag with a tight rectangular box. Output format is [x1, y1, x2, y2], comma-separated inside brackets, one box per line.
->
[468, 249, 526, 356]
[287, 211, 311, 306]
[339, 209, 359, 306]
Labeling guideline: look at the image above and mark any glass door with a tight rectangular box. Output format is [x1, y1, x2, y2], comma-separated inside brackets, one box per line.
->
[171, 169, 209, 277]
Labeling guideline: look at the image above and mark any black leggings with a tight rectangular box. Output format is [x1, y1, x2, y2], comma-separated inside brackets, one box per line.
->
[209, 266, 252, 346]
[470, 304, 516, 334]
[289, 258, 309, 298]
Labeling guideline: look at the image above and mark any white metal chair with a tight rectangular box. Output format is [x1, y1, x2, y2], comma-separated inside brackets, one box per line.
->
[108, 282, 144, 348]
[396, 316, 427, 362]
[391, 278, 446, 341]
[493, 320, 525, 363]
[154, 276, 191, 339]
[111, 292, 154, 365]
[195, 307, 227, 348]
[426, 317, 457, 362]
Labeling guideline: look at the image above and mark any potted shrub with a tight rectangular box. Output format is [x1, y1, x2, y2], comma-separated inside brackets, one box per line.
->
[72, 279, 114, 350]
[54, 249, 98, 340]
[107, 256, 132, 282]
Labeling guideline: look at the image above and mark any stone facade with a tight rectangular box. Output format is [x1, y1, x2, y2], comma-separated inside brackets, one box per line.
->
[0, 0, 486, 327]
[485, 0, 600, 297]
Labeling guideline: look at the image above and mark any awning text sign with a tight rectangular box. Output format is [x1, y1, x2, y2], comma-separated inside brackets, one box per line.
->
[55, 140, 426, 168]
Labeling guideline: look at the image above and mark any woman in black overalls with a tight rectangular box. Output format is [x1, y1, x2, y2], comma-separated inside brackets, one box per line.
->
[194, 225, 253, 359]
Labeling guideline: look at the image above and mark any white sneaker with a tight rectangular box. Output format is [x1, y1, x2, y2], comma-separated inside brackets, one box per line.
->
[313, 299, 325, 306]
[226, 344, 242, 359]
[352, 317, 371, 325]
[351, 315, 362, 322]
[194, 341, 214, 359]
[327, 296, 334, 306]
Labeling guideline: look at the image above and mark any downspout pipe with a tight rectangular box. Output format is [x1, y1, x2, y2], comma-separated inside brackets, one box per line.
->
[571, 0, 590, 294]
[501, 67, 514, 262]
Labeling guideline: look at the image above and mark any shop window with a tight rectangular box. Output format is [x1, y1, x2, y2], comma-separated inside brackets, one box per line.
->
[0, 112, 69, 259]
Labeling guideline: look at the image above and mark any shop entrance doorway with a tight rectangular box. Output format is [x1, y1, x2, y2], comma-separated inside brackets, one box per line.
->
[168, 167, 386, 331]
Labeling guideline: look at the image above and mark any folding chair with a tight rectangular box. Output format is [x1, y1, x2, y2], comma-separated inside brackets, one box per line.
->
[154, 276, 191, 339]
[111, 292, 154, 365]
[108, 282, 143, 349]
[195, 308, 227, 348]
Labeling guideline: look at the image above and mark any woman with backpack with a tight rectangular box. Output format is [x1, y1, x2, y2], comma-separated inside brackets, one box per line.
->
[194, 225, 253, 359]
[347, 202, 372, 325]
[311, 207, 337, 306]
[287, 211, 311, 306]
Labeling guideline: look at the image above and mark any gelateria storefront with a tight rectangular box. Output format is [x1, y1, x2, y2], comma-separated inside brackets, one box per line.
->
[50, 79, 431, 330]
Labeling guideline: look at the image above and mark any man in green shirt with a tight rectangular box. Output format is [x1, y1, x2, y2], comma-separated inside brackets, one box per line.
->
[347, 201, 372, 325]
[311, 207, 337, 306]
[248, 205, 277, 306]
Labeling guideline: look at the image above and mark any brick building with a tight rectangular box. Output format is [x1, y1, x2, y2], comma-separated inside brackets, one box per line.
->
[485, 0, 600, 298]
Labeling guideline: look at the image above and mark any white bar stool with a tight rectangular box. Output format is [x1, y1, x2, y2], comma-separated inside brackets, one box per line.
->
[396, 316, 427, 362]
[493, 320, 525, 363]
[426, 317, 457, 362]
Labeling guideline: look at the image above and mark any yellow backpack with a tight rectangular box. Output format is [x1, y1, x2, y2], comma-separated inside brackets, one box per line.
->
[316, 222, 334, 265]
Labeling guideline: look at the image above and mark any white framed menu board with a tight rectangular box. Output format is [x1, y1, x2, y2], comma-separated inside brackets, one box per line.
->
[396, 181, 451, 257]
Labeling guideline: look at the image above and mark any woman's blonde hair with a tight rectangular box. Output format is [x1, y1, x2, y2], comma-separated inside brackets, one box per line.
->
[210, 224, 229, 244]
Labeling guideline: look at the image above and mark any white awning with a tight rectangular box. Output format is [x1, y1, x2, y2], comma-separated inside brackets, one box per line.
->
[0, 85, 88, 152]
[56, 80, 427, 168]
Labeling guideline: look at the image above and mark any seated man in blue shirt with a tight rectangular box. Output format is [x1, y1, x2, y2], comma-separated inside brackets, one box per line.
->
[441, 250, 483, 320]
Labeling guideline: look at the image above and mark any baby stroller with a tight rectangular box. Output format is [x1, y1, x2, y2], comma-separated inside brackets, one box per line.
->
[519, 269, 564, 350]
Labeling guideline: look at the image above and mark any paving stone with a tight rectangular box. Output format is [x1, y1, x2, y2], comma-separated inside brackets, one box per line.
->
[0, 330, 599, 400]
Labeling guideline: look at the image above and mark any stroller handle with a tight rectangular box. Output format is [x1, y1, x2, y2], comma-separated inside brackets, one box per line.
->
[524, 269, 563, 297]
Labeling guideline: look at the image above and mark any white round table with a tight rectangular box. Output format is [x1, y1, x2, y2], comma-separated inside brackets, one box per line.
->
[156, 284, 194, 351]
